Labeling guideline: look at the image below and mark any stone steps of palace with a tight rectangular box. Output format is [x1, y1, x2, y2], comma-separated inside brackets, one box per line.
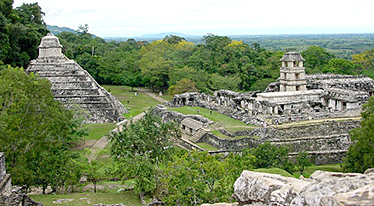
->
[42, 76, 92, 83]
[51, 82, 97, 89]
[27, 65, 83, 73]
[32, 70, 86, 76]
[189, 129, 208, 143]
[64, 103, 119, 109]
[55, 96, 112, 104]
[52, 88, 101, 96]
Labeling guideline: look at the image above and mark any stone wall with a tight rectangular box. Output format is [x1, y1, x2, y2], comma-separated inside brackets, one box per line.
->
[167, 73, 373, 126]
[199, 120, 359, 165]
[0, 153, 42, 205]
[153, 105, 213, 126]
[155, 102, 360, 165]
[306, 73, 374, 92]
[200, 132, 258, 150]
[0, 153, 11, 197]
[160, 73, 371, 165]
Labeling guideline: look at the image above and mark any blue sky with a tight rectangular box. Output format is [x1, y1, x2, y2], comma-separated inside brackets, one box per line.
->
[13, 0, 374, 37]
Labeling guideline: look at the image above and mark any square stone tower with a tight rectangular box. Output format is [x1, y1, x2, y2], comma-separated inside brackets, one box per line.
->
[279, 52, 307, 92]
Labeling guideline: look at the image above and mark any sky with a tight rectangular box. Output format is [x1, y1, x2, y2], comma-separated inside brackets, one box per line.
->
[13, 0, 374, 37]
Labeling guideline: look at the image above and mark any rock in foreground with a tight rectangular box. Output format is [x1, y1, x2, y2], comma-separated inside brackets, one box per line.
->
[232, 169, 374, 206]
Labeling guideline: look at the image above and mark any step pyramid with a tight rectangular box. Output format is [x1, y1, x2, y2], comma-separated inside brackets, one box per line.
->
[26, 33, 127, 123]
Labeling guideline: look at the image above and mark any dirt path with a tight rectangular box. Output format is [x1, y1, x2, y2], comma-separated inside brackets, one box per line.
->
[137, 88, 168, 103]
[89, 88, 167, 154]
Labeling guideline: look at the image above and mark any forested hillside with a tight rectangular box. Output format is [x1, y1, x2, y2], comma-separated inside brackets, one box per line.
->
[1, 1, 374, 94]
[0, 1, 48, 68]
[231, 34, 374, 59]
[46, 24, 76, 35]
[56, 31, 374, 93]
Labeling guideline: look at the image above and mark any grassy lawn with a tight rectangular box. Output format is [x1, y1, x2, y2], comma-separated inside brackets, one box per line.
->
[195, 143, 219, 151]
[224, 126, 256, 132]
[293, 163, 342, 178]
[211, 130, 249, 140]
[30, 191, 141, 206]
[168, 106, 256, 128]
[254, 168, 294, 178]
[103, 85, 161, 119]
[83, 123, 117, 141]
[161, 94, 174, 101]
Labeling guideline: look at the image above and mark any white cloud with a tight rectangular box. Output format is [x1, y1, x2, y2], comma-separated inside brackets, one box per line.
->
[13, 0, 374, 37]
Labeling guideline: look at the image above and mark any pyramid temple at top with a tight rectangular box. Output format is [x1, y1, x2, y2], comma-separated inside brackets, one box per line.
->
[26, 33, 127, 123]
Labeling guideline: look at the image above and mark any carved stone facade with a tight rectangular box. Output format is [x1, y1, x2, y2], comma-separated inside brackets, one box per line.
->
[279, 52, 307, 92]
[26, 34, 127, 123]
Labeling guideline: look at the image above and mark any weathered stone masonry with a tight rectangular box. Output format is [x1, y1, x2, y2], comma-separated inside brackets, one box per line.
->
[0, 153, 42, 205]
[0, 153, 11, 197]
[162, 52, 374, 164]
[167, 53, 374, 126]
[26, 34, 127, 123]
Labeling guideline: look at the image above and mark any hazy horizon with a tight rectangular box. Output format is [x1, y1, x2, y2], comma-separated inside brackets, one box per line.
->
[14, 0, 374, 37]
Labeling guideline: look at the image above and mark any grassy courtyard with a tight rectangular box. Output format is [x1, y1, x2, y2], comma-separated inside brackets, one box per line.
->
[168, 106, 258, 140]
[168, 106, 257, 128]
[103, 85, 161, 119]
[30, 190, 142, 206]
[83, 123, 117, 141]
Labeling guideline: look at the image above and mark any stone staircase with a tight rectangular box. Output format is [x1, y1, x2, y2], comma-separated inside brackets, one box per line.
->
[189, 128, 207, 143]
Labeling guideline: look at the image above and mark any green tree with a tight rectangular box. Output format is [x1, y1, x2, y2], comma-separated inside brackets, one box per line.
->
[163, 35, 186, 44]
[0, 66, 85, 187]
[296, 151, 311, 175]
[163, 151, 232, 205]
[343, 97, 374, 173]
[352, 49, 374, 78]
[77, 24, 89, 35]
[162, 150, 256, 205]
[109, 110, 180, 197]
[169, 78, 199, 95]
[322, 58, 355, 75]
[250, 142, 294, 174]
[138, 50, 173, 91]
[32, 149, 80, 194]
[5, 3, 48, 68]
[250, 78, 275, 91]
[82, 148, 107, 193]
[301, 45, 335, 73]
[207, 73, 241, 91]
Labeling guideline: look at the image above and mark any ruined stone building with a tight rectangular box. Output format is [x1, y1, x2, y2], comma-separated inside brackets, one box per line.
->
[0, 153, 11, 197]
[161, 51, 374, 164]
[26, 34, 127, 123]
[0, 153, 41, 205]
[168, 52, 374, 125]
